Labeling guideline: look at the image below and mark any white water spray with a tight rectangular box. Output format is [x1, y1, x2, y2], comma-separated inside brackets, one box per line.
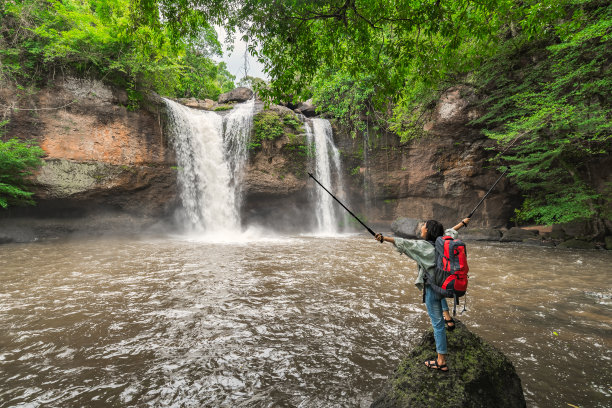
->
[164, 98, 254, 235]
[306, 118, 347, 234]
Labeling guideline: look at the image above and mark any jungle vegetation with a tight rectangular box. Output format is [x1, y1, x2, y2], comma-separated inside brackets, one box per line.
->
[1, 0, 610, 225]
[138, 0, 610, 225]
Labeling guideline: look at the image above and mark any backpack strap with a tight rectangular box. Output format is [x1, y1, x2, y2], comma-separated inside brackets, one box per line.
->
[422, 272, 427, 303]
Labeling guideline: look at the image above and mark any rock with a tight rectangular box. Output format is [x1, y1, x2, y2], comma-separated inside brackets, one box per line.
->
[460, 228, 502, 241]
[500, 227, 538, 242]
[391, 217, 421, 238]
[63, 76, 114, 104]
[560, 219, 591, 238]
[549, 225, 567, 241]
[0, 224, 36, 243]
[558, 218, 606, 240]
[605, 236, 612, 250]
[177, 97, 215, 110]
[522, 237, 546, 246]
[556, 239, 598, 250]
[268, 104, 295, 116]
[218, 87, 253, 104]
[294, 99, 317, 117]
[371, 320, 526, 408]
[423, 85, 483, 136]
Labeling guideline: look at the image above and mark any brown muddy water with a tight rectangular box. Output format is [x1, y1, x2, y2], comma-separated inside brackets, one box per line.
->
[0, 234, 610, 407]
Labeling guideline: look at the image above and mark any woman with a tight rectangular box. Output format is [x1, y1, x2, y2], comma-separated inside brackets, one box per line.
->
[375, 217, 470, 372]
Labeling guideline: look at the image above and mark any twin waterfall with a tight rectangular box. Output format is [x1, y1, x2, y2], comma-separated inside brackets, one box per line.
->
[306, 119, 346, 234]
[164, 99, 347, 235]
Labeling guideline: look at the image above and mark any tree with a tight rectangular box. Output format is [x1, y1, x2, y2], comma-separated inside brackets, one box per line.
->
[138, 0, 524, 103]
[0, 0, 235, 102]
[473, 0, 611, 224]
[0, 123, 45, 208]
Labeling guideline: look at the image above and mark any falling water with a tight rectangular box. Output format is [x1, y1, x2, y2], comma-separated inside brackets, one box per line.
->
[223, 99, 255, 205]
[163, 98, 254, 234]
[306, 118, 347, 234]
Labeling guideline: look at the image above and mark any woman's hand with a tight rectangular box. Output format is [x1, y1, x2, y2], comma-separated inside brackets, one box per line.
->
[375, 233, 394, 244]
[453, 217, 471, 231]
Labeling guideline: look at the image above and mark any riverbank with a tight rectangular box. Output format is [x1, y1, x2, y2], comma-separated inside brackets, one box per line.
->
[388, 217, 612, 250]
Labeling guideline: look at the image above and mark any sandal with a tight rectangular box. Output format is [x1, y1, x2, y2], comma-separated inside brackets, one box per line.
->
[445, 318, 455, 332]
[425, 359, 449, 372]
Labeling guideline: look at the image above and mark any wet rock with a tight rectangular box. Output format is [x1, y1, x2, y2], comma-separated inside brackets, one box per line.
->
[0, 215, 165, 243]
[460, 228, 502, 241]
[371, 321, 526, 408]
[218, 87, 253, 104]
[0, 225, 36, 243]
[556, 239, 598, 250]
[391, 217, 421, 238]
[549, 225, 568, 241]
[558, 218, 606, 240]
[500, 227, 538, 242]
[294, 99, 317, 117]
[177, 97, 215, 110]
[333, 84, 522, 229]
[521, 237, 547, 247]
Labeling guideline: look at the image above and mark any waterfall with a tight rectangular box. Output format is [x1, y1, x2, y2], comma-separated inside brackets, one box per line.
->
[306, 118, 347, 234]
[164, 98, 254, 235]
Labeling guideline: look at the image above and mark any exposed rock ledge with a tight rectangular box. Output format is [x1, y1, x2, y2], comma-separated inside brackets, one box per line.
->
[389, 218, 609, 249]
[371, 321, 526, 408]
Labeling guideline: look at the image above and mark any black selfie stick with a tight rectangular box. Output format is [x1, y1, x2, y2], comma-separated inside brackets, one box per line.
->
[308, 172, 377, 237]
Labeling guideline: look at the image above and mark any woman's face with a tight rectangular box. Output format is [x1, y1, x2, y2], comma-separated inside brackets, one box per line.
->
[420, 223, 428, 239]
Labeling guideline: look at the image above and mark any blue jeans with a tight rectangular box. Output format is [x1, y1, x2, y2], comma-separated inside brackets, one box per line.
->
[425, 285, 448, 354]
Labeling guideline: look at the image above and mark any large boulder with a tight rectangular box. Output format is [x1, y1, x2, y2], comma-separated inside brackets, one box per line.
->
[556, 239, 598, 250]
[461, 228, 502, 241]
[557, 218, 607, 240]
[177, 97, 215, 110]
[500, 227, 538, 242]
[218, 87, 253, 104]
[294, 99, 317, 117]
[391, 217, 421, 238]
[605, 236, 612, 250]
[371, 321, 526, 408]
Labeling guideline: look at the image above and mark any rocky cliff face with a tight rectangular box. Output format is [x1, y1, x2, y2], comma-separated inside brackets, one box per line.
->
[335, 86, 521, 230]
[5, 80, 601, 242]
[0, 78, 177, 240]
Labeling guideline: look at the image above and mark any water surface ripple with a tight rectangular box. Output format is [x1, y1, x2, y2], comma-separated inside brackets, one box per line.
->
[0, 236, 610, 407]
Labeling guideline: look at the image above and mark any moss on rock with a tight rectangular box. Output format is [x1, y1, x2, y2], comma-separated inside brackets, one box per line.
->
[371, 321, 526, 408]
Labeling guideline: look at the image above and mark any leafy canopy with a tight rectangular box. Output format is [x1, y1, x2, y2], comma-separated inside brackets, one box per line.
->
[474, 0, 611, 224]
[0, 0, 235, 101]
[138, 0, 522, 102]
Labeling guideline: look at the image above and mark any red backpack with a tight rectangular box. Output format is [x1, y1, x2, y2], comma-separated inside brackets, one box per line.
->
[428, 236, 469, 315]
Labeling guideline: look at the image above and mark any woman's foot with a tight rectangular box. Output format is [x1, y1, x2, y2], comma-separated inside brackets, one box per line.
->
[442, 311, 455, 331]
[444, 317, 455, 331]
[425, 359, 449, 372]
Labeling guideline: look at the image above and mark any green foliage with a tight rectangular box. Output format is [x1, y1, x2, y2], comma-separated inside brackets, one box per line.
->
[0, 0, 234, 101]
[250, 110, 303, 150]
[474, 0, 611, 224]
[0, 126, 46, 208]
[252, 111, 284, 148]
[311, 71, 383, 136]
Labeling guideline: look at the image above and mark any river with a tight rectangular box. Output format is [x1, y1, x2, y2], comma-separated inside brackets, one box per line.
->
[0, 234, 610, 407]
